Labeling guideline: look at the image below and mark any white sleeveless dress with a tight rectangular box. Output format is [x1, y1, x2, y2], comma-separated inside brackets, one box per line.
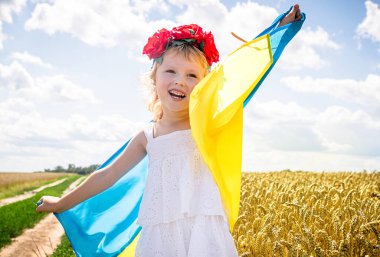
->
[135, 124, 238, 257]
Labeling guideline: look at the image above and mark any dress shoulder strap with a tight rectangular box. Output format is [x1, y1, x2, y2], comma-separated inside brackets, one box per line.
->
[143, 122, 154, 142]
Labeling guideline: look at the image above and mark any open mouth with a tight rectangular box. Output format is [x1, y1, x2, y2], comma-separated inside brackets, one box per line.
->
[168, 89, 186, 100]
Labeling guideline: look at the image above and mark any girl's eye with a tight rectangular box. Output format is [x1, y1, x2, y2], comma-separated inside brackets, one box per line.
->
[188, 74, 197, 78]
[166, 69, 175, 73]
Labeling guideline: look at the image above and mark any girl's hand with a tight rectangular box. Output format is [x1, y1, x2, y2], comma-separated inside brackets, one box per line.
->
[279, 4, 302, 27]
[35, 196, 62, 213]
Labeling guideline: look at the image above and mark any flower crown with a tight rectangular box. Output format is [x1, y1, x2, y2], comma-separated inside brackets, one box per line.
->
[142, 24, 219, 66]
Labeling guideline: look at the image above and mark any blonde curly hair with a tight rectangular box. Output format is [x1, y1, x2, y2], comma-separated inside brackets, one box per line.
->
[142, 44, 209, 122]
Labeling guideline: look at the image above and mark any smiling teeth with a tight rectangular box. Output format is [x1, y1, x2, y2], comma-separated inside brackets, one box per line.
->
[169, 90, 186, 98]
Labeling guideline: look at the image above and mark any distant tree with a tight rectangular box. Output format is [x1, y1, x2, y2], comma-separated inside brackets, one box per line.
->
[55, 165, 65, 173]
[67, 164, 76, 173]
[45, 164, 100, 174]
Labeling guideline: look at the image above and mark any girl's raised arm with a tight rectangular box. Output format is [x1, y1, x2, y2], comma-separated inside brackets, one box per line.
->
[35, 130, 147, 213]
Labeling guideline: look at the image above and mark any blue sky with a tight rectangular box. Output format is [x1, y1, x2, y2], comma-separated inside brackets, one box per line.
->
[1, 0, 380, 172]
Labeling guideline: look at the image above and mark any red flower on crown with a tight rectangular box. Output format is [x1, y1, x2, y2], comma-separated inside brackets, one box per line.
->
[142, 24, 219, 66]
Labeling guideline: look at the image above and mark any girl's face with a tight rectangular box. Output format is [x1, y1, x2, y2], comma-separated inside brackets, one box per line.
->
[155, 49, 206, 116]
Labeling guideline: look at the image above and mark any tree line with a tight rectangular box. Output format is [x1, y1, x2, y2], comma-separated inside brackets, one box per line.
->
[44, 164, 100, 175]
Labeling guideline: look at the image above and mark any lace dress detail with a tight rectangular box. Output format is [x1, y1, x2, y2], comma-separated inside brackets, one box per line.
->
[135, 123, 238, 257]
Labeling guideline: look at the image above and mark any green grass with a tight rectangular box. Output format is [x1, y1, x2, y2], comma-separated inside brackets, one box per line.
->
[51, 235, 76, 257]
[0, 174, 81, 250]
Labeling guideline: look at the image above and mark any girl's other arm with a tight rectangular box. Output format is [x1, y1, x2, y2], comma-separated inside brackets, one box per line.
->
[36, 130, 147, 213]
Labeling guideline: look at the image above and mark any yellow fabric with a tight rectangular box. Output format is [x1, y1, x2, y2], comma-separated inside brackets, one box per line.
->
[189, 34, 273, 232]
[118, 232, 140, 257]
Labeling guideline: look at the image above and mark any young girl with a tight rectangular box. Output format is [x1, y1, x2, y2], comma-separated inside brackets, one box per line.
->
[36, 5, 303, 256]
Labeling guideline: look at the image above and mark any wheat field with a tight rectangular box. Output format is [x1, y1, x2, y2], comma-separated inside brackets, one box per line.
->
[233, 171, 380, 257]
[0, 172, 68, 188]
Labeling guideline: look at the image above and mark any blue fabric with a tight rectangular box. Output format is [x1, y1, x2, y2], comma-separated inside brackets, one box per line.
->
[54, 140, 148, 257]
[244, 7, 306, 106]
[54, 8, 305, 257]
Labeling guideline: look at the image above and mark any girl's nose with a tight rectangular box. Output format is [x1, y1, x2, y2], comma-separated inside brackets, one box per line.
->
[175, 81, 184, 86]
[174, 76, 185, 87]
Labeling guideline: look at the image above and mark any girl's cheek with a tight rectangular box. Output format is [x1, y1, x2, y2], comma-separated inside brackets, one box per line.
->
[188, 83, 198, 93]
[162, 73, 175, 83]
[189, 78, 202, 93]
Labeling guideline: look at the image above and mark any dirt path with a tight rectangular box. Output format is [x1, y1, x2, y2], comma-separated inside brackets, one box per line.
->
[0, 179, 67, 207]
[0, 177, 84, 257]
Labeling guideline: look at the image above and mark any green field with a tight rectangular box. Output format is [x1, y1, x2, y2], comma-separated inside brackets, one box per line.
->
[0, 174, 80, 250]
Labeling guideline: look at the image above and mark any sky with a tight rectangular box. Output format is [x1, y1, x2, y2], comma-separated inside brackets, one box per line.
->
[0, 0, 380, 172]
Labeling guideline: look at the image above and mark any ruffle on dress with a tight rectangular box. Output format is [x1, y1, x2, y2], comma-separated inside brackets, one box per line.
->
[135, 215, 237, 257]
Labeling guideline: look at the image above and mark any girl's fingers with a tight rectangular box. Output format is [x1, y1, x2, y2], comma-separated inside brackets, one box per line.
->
[35, 197, 45, 212]
[36, 198, 43, 207]
[295, 9, 301, 21]
[291, 5, 301, 22]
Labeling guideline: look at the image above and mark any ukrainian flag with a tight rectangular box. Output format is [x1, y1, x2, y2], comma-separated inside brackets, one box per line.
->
[54, 7, 305, 257]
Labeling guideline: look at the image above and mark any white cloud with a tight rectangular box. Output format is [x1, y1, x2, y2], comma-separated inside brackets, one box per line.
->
[0, 0, 27, 23]
[26, 75, 99, 103]
[0, 61, 34, 90]
[0, 61, 98, 103]
[24, 0, 337, 71]
[131, 0, 169, 15]
[281, 74, 380, 107]
[245, 100, 380, 154]
[26, 0, 121, 47]
[0, 54, 117, 171]
[0, 110, 140, 146]
[314, 106, 380, 155]
[279, 27, 341, 70]
[299, 27, 341, 50]
[25, 0, 172, 50]
[11, 51, 53, 69]
[357, 1, 380, 43]
[0, 61, 145, 171]
[247, 100, 315, 124]
[242, 101, 380, 171]
[0, 21, 6, 49]
[0, 70, 145, 170]
[242, 150, 380, 172]
[0, 107, 145, 171]
[0, 0, 27, 49]
[66, 114, 145, 141]
[174, 1, 276, 54]
[244, 100, 322, 152]
[175, 0, 228, 33]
